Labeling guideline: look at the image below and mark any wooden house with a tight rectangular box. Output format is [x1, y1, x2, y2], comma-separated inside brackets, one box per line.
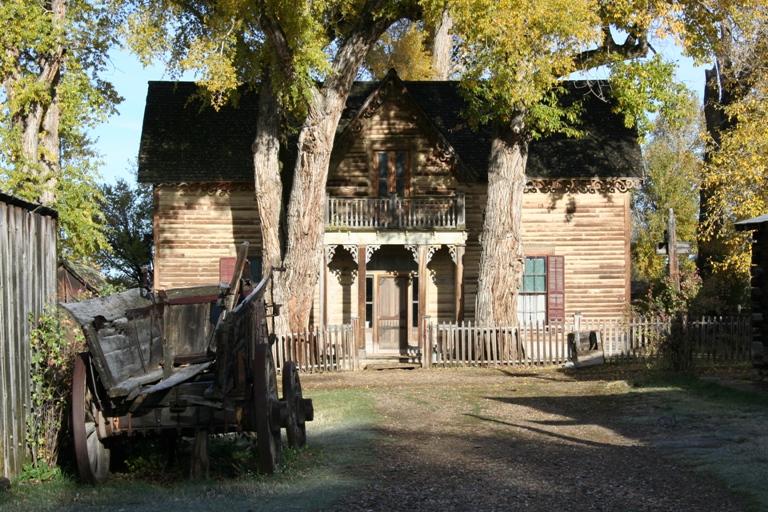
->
[138, 71, 642, 358]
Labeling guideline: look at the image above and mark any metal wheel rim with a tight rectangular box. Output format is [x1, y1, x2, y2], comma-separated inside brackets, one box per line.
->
[282, 361, 307, 448]
[72, 354, 110, 484]
[254, 344, 281, 474]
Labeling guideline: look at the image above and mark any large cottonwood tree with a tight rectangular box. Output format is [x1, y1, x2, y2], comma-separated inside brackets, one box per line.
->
[696, 11, 768, 296]
[123, 0, 762, 331]
[1, 0, 120, 260]
[121, 0, 432, 333]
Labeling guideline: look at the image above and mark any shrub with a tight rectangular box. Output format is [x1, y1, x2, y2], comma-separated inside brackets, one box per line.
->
[26, 304, 85, 472]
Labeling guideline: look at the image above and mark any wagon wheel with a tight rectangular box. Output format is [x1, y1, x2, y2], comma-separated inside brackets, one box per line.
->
[72, 353, 111, 484]
[253, 343, 281, 474]
[282, 361, 308, 448]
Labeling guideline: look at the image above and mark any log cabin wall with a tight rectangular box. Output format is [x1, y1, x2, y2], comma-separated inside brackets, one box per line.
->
[153, 185, 630, 322]
[153, 183, 261, 290]
[459, 189, 630, 321]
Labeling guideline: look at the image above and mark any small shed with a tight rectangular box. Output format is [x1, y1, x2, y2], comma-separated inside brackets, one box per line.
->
[735, 214, 768, 373]
[0, 192, 58, 478]
[58, 260, 106, 302]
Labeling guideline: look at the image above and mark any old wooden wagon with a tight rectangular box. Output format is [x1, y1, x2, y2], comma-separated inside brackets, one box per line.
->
[61, 247, 311, 483]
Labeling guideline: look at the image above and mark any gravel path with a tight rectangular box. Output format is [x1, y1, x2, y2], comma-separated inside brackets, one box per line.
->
[304, 367, 747, 512]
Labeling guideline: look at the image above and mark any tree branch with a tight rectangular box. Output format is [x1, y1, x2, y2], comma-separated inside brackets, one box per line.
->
[574, 24, 650, 71]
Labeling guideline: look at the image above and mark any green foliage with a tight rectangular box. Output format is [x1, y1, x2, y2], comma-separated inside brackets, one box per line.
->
[363, 20, 436, 80]
[632, 91, 702, 284]
[609, 54, 691, 137]
[452, 0, 602, 130]
[18, 461, 62, 485]
[0, 0, 120, 261]
[96, 173, 154, 288]
[26, 305, 85, 471]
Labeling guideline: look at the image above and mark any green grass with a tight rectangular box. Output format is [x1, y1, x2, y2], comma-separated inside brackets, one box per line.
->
[0, 388, 380, 512]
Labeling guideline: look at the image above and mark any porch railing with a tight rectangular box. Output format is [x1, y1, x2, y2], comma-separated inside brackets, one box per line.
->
[325, 193, 465, 229]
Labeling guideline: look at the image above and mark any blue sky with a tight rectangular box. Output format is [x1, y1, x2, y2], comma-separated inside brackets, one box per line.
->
[91, 43, 708, 185]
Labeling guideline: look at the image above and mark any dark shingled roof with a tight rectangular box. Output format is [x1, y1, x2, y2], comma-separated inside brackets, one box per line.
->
[138, 79, 643, 184]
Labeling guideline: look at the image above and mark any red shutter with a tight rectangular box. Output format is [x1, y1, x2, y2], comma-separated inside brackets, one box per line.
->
[547, 255, 565, 322]
[220, 257, 236, 284]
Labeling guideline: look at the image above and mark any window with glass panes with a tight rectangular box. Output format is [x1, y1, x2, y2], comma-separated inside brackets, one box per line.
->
[518, 257, 547, 324]
[375, 150, 408, 197]
[517, 255, 565, 324]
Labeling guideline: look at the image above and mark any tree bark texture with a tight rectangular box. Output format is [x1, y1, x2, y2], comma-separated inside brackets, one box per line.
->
[475, 122, 527, 327]
[431, 9, 453, 80]
[252, 76, 290, 335]
[258, 0, 421, 334]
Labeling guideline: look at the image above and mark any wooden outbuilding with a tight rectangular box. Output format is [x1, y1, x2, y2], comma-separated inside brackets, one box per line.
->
[0, 192, 58, 478]
[736, 214, 768, 372]
[138, 71, 643, 360]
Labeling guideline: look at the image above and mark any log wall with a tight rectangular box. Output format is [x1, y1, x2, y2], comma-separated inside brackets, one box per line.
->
[0, 194, 58, 478]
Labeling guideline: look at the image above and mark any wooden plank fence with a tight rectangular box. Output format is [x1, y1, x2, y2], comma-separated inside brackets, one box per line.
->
[272, 315, 752, 374]
[273, 320, 358, 374]
[423, 316, 752, 368]
[0, 193, 58, 479]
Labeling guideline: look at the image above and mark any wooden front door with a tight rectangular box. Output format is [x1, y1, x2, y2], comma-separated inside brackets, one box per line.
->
[377, 275, 407, 352]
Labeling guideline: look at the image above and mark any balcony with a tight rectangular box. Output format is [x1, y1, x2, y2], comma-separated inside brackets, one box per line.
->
[325, 193, 466, 230]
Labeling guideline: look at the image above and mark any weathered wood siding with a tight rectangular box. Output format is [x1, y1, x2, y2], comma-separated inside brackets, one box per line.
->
[330, 95, 461, 197]
[0, 194, 58, 478]
[520, 191, 630, 319]
[154, 184, 261, 290]
[154, 97, 631, 323]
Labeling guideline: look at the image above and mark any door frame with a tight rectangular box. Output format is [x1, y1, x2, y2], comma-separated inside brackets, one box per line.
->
[366, 271, 417, 354]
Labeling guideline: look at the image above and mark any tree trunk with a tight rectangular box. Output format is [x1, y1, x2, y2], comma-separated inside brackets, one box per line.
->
[3, 0, 65, 206]
[475, 121, 527, 327]
[276, 88, 347, 334]
[431, 9, 453, 80]
[258, 0, 420, 335]
[252, 75, 290, 335]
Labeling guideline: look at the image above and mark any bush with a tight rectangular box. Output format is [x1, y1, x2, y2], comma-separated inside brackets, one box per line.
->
[26, 305, 85, 473]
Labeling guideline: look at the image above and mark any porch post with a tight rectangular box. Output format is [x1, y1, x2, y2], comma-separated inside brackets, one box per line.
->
[321, 245, 328, 329]
[357, 245, 367, 354]
[418, 245, 428, 344]
[454, 245, 465, 322]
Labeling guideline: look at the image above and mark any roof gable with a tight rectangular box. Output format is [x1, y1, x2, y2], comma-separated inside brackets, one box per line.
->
[331, 70, 477, 183]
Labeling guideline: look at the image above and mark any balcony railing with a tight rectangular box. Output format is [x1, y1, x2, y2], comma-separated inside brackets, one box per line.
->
[325, 193, 465, 229]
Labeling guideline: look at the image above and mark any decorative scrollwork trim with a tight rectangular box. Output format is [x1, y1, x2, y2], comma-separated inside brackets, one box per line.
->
[159, 182, 255, 196]
[524, 178, 641, 194]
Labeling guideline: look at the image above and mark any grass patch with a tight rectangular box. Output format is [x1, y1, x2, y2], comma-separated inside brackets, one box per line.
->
[0, 388, 380, 512]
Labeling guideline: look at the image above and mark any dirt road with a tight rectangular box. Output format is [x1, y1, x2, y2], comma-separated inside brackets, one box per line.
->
[304, 366, 749, 512]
